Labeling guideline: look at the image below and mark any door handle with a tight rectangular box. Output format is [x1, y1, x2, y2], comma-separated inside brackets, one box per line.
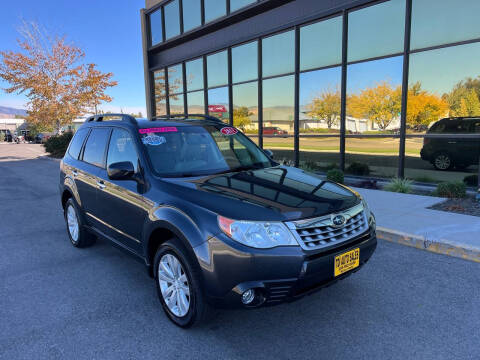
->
[72, 170, 78, 177]
[96, 180, 106, 190]
[448, 141, 457, 144]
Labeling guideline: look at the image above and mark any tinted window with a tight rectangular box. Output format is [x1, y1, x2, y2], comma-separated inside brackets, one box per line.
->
[186, 58, 204, 91]
[207, 51, 228, 87]
[232, 41, 258, 83]
[150, 8, 163, 45]
[262, 31, 295, 77]
[205, 0, 226, 23]
[154, 69, 167, 116]
[429, 121, 471, 134]
[187, 90, 205, 114]
[164, 0, 180, 40]
[230, 0, 255, 12]
[68, 128, 89, 160]
[168, 64, 183, 94]
[83, 128, 111, 168]
[107, 129, 139, 172]
[183, 0, 201, 32]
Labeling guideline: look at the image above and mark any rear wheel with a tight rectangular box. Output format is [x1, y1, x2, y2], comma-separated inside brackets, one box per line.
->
[154, 238, 208, 328]
[64, 198, 96, 248]
[433, 152, 453, 171]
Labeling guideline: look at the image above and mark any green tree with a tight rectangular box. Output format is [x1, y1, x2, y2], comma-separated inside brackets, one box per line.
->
[306, 89, 341, 129]
[445, 85, 480, 117]
[233, 106, 252, 130]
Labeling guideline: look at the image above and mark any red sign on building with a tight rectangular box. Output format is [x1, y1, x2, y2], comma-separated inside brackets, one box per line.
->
[208, 105, 227, 113]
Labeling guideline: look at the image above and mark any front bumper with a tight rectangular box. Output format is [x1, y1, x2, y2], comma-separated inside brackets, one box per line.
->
[194, 226, 377, 308]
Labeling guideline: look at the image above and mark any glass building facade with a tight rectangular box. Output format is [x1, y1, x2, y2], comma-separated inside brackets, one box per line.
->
[142, 0, 480, 185]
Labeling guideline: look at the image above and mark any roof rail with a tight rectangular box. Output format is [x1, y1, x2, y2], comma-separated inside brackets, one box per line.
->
[151, 114, 223, 123]
[86, 113, 137, 126]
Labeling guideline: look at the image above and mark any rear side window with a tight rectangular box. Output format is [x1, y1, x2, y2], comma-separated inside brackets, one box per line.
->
[429, 120, 471, 133]
[68, 128, 89, 159]
[82, 128, 111, 168]
[107, 128, 139, 172]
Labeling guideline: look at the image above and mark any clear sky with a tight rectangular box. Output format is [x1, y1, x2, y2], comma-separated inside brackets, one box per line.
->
[0, 0, 146, 115]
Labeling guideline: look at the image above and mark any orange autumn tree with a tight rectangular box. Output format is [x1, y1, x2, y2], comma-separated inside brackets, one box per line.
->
[406, 82, 448, 130]
[306, 88, 341, 129]
[0, 21, 117, 131]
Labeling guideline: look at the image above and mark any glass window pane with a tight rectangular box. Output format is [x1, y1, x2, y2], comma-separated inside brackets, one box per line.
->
[83, 128, 110, 168]
[262, 30, 295, 78]
[347, 0, 405, 62]
[205, 0, 226, 23]
[230, 0, 255, 12]
[232, 41, 258, 83]
[347, 56, 403, 134]
[150, 8, 163, 46]
[154, 70, 167, 116]
[208, 86, 229, 123]
[168, 64, 183, 95]
[186, 58, 204, 91]
[183, 0, 201, 32]
[411, 0, 480, 50]
[406, 42, 480, 183]
[299, 137, 340, 171]
[164, 0, 180, 40]
[300, 67, 341, 135]
[207, 51, 228, 87]
[263, 75, 294, 160]
[170, 94, 185, 114]
[300, 16, 342, 71]
[233, 82, 258, 137]
[187, 90, 205, 114]
[107, 129, 139, 173]
[68, 128, 89, 160]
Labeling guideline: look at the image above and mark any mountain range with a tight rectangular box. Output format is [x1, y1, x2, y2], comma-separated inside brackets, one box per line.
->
[0, 106, 27, 118]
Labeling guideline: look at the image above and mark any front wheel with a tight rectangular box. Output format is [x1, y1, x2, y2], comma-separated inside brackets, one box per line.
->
[433, 152, 453, 171]
[154, 239, 208, 328]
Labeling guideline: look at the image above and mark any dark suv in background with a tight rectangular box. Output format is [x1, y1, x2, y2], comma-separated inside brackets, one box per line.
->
[59, 114, 377, 327]
[421, 117, 480, 170]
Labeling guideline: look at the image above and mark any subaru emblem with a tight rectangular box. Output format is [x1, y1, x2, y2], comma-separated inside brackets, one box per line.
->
[332, 214, 346, 227]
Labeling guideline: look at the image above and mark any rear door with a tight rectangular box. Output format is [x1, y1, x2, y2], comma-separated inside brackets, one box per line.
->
[94, 127, 148, 254]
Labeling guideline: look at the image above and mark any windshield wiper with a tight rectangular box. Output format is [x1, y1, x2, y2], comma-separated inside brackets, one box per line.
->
[214, 163, 266, 175]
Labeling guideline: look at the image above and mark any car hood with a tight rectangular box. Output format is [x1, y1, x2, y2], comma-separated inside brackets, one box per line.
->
[161, 166, 360, 222]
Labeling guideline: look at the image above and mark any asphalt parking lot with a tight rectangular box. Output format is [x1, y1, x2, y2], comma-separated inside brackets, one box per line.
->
[1, 144, 479, 360]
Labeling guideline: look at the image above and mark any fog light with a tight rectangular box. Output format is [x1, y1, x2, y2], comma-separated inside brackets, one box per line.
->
[241, 289, 255, 305]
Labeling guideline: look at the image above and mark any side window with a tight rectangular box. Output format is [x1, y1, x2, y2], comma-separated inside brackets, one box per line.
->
[68, 128, 89, 159]
[82, 128, 111, 168]
[107, 128, 139, 172]
[474, 122, 480, 133]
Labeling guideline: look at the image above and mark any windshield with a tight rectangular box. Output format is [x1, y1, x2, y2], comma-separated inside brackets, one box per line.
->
[139, 124, 274, 177]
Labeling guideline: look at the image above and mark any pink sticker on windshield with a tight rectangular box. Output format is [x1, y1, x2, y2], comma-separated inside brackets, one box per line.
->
[139, 127, 177, 134]
[220, 127, 238, 135]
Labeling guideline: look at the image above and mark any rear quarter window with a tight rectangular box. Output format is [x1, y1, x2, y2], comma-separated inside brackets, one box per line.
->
[67, 128, 89, 160]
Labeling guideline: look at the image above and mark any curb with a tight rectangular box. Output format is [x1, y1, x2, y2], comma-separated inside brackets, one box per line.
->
[376, 226, 480, 264]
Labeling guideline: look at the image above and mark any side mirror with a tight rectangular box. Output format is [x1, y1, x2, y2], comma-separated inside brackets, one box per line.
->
[107, 161, 135, 180]
[264, 149, 274, 159]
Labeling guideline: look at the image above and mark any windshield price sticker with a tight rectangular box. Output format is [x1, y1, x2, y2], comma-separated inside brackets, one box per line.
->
[139, 127, 177, 134]
[142, 134, 166, 146]
[220, 127, 238, 135]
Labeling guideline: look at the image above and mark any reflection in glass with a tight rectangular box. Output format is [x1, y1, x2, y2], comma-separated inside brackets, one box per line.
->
[205, 0, 226, 23]
[183, 0, 202, 32]
[154, 70, 167, 116]
[168, 64, 184, 95]
[411, 0, 480, 50]
[187, 90, 205, 114]
[300, 67, 341, 134]
[164, 0, 180, 40]
[263, 75, 294, 160]
[347, 0, 405, 62]
[262, 30, 295, 78]
[345, 137, 399, 178]
[232, 41, 258, 83]
[208, 86, 229, 122]
[347, 56, 403, 134]
[230, 0, 256, 12]
[233, 82, 258, 134]
[207, 51, 228, 88]
[299, 136, 340, 171]
[170, 94, 184, 114]
[150, 9, 163, 46]
[300, 17, 342, 71]
[186, 58, 203, 91]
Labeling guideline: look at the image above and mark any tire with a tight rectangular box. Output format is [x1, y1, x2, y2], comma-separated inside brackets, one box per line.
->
[154, 238, 208, 328]
[433, 152, 453, 171]
[64, 198, 96, 248]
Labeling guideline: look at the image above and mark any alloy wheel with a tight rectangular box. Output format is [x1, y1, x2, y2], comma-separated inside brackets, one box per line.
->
[435, 154, 451, 170]
[66, 205, 79, 242]
[158, 253, 191, 317]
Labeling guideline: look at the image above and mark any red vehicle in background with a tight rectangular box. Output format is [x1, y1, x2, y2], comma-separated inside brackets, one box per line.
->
[263, 127, 288, 137]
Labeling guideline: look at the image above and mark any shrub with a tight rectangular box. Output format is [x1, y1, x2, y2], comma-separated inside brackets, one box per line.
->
[346, 162, 370, 176]
[43, 132, 73, 158]
[299, 161, 321, 172]
[435, 181, 467, 198]
[463, 174, 478, 187]
[384, 177, 413, 193]
[327, 169, 344, 184]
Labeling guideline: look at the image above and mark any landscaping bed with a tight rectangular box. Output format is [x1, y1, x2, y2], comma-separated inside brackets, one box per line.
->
[428, 197, 480, 218]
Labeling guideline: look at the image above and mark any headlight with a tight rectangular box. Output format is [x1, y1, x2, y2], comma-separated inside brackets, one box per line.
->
[218, 216, 298, 249]
[361, 198, 371, 219]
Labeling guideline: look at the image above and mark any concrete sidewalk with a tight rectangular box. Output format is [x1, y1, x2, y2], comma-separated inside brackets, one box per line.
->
[355, 187, 480, 263]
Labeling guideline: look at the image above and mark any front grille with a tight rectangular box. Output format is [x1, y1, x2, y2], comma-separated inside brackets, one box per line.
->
[285, 203, 368, 251]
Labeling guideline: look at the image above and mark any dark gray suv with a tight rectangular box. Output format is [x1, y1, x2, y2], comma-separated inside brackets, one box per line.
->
[59, 114, 377, 327]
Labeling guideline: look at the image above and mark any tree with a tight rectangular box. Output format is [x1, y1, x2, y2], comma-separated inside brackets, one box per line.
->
[153, 67, 182, 115]
[444, 84, 480, 117]
[406, 82, 449, 129]
[348, 81, 401, 130]
[233, 106, 252, 130]
[306, 89, 341, 129]
[0, 21, 117, 131]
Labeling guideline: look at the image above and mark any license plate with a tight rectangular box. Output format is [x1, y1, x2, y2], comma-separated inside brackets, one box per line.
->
[334, 248, 360, 277]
